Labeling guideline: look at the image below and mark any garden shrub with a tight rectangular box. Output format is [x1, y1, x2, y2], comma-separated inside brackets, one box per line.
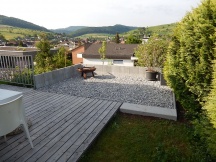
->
[11, 67, 34, 86]
[200, 60, 216, 158]
[34, 34, 71, 74]
[135, 34, 169, 70]
[164, 0, 216, 158]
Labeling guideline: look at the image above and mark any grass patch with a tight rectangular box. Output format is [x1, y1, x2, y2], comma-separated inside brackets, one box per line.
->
[77, 33, 114, 39]
[79, 113, 211, 162]
[0, 25, 51, 40]
[123, 23, 176, 37]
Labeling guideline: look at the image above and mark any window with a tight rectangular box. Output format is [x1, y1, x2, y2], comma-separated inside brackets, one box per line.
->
[77, 53, 82, 58]
[113, 60, 123, 64]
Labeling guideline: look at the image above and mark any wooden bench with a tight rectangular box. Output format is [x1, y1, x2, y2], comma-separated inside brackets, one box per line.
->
[77, 67, 96, 79]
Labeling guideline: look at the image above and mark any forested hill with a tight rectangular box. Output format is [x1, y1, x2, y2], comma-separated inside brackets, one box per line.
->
[51, 26, 87, 34]
[70, 24, 138, 37]
[0, 15, 49, 31]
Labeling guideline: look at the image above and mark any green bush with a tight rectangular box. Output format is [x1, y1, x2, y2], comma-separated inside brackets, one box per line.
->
[164, 0, 216, 116]
[135, 34, 169, 70]
[34, 35, 71, 74]
[200, 60, 216, 158]
[11, 68, 34, 86]
[164, 0, 216, 159]
[53, 46, 71, 69]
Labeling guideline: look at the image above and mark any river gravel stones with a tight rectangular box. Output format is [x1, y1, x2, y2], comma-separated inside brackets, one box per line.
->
[38, 74, 174, 109]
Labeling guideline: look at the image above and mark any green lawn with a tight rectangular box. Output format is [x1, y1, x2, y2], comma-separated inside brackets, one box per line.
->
[79, 113, 210, 162]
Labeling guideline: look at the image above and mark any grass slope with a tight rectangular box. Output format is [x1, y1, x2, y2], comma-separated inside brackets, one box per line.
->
[75, 23, 176, 39]
[0, 25, 51, 40]
[123, 23, 176, 37]
[79, 113, 210, 162]
[147, 23, 176, 35]
[77, 33, 113, 39]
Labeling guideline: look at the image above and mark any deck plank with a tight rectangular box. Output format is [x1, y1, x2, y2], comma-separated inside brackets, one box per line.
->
[2, 97, 93, 161]
[66, 102, 122, 162]
[0, 85, 122, 162]
[0, 95, 80, 155]
[20, 99, 102, 162]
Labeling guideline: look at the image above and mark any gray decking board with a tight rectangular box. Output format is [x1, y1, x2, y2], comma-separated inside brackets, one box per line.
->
[32, 100, 110, 162]
[45, 101, 114, 162]
[1, 97, 95, 161]
[0, 93, 80, 153]
[23, 91, 55, 110]
[0, 94, 78, 151]
[20, 99, 103, 162]
[65, 102, 122, 162]
[0, 85, 122, 162]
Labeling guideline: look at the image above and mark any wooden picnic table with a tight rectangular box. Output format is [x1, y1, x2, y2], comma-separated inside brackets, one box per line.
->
[77, 67, 96, 79]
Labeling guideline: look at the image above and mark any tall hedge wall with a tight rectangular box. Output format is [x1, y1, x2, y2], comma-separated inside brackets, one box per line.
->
[164, 0, 216, 158]
[164, 0, 216, 116]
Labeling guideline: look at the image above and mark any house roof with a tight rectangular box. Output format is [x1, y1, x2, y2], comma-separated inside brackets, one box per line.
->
[82, 43, 138, 59]
[0, 46, 38, 51]
[71, 43, 92, 53]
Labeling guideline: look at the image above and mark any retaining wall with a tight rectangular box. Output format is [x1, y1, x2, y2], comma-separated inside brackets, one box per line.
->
[84, 64, 162, 79]
[34, 64, 165, 89]
[34, 64, 82, 89]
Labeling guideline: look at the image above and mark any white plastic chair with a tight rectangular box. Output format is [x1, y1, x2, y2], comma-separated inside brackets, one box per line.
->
[0, 95, 34, 148]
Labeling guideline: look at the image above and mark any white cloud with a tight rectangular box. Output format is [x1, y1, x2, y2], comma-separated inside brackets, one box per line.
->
[1, 0, 201, 29]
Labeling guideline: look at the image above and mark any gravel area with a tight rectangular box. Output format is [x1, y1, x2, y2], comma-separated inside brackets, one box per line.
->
[38, 73, 174, 109]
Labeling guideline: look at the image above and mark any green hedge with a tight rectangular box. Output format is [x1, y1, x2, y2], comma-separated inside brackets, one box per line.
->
[201, 60, 216, 157]
[164, 0, 216, 158]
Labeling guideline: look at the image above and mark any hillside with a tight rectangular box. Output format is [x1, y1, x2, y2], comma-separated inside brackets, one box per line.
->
[0, 15, 49, 32]
[0, 25, 53, 40]
[147, 23, 176, 35]
[51, 26, 87, 34]
[70, 24, 138, 37]
[124, 23, 176, 37]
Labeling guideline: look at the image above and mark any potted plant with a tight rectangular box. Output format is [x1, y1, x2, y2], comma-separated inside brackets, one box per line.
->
[134, 34, 169, 81]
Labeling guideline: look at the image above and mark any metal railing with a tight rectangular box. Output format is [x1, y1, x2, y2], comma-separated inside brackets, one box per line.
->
[0, 55, 34, 87]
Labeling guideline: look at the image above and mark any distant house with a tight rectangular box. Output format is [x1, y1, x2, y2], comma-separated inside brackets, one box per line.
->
[0, 46, 58, 60]
[81, 43, 138, 66]
[71, 43, 92, 65]
[0, 46, 39, 59]
[142, 35, 150, 44]
[0, 46, 58, 68]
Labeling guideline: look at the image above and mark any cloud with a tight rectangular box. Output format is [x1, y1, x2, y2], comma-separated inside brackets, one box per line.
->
[1, 0, 201, 29]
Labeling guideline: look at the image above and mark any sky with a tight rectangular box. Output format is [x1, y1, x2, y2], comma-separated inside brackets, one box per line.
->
[1, 0, 201, 29]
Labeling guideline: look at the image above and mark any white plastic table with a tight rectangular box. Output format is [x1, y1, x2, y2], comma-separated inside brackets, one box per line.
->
[0, 89, 23, 104]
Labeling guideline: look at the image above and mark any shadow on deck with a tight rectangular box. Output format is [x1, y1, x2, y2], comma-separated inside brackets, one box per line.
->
[0, 85, 122, 162]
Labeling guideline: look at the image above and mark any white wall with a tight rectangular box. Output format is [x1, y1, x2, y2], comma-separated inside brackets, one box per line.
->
[83, 58, 134, 66]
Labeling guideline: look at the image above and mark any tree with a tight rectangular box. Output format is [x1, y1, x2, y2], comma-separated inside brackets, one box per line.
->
[164, 0, 216, 115]
[53, 47, 71, 69]
[0, 33, 6, 41]
[98, 41, 107, 65]
[202, 60, 216, 158]
[135, 34, 169, 70]
[18, 40, 24, 47]
[115, 32, 120, 43]
[34, 34, 53, 74]
[126, 34, 142, 44]
[137, 27, 146, 38]
[164, 0, 216, 158]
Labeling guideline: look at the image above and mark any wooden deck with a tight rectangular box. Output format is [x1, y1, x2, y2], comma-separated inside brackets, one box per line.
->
[0, 85, 122, 162]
